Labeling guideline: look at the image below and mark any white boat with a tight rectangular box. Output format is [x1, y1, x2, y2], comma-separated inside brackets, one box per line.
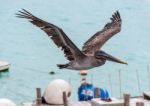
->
[0, 61, 10, 72]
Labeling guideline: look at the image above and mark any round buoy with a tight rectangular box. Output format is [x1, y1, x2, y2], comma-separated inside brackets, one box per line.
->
[43, 79, 71, 104]
[0, 98, 16, 106]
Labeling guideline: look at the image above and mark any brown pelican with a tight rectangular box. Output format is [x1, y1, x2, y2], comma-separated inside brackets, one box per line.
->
[16, 9, 127, 70]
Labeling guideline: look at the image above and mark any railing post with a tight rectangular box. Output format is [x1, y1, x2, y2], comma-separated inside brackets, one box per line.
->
[94, 87, 100, 98]
[63, 92, 68, 106]
[136, 102, 144, 106]
[124, 93, 130, 106]
[36, 88, 42, 105]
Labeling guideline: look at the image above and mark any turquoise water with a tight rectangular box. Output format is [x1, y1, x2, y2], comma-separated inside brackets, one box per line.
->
[0, 0, 150, 104]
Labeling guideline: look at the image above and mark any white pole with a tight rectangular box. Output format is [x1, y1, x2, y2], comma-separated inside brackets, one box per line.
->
[136, 70, 141, 95]
[119, 70, 122, 98]
[108, 73, 113, 96]
[91, 74, 93, 84]
[68, 77, 71, 84]
[147, 65, 150, 89]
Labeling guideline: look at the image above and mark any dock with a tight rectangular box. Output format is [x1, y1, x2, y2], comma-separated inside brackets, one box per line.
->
[21, 88, 150, 106]
[22, 98, 150, 106]
[0, 61, 10, 72]
[22, 101, 91, 106]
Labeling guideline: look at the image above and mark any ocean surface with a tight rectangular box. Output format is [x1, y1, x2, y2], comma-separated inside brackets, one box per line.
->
[0, 0, 150, 104]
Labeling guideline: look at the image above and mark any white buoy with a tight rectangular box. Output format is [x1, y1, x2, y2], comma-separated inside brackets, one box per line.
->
[43, 79, 72, 104]
[0, 98, 16, 106]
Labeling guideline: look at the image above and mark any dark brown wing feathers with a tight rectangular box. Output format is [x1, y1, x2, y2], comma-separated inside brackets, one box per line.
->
[16, 9, 85, 61]
[82, 11, 121, 55]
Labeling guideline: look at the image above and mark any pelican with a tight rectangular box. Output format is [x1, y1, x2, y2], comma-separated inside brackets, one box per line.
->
[16, 9, 127, 70]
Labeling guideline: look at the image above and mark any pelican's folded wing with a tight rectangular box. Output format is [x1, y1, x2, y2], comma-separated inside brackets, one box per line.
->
[82, 11, 122, 55]
[16, 9, 85, 61]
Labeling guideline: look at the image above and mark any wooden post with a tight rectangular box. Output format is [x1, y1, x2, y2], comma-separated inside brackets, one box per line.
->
[94, 87, 100, 98]
[136, 102, 144, 106]
[124, 93, 130, 106]
[63, 91, 68, 106]
[36, 88, 42, 105]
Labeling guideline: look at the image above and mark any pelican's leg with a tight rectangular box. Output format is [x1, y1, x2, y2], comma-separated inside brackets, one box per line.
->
[57, 64, 69, 69]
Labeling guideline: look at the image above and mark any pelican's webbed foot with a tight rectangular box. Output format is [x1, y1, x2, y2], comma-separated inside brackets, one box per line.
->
[57, 64, 69, 69]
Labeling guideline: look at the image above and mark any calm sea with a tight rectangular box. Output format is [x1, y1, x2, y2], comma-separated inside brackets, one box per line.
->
[0, 0, 150, 104]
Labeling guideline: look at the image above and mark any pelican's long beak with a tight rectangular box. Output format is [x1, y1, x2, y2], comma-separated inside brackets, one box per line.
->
[96, 51, 128, 65]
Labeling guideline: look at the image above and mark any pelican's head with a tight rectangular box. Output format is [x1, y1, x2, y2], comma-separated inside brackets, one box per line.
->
[95, 51, 128, 65]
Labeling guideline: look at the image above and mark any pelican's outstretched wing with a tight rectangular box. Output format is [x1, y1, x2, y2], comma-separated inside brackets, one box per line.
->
[16, 9, 85, 61]
[82, 11, 122, 55]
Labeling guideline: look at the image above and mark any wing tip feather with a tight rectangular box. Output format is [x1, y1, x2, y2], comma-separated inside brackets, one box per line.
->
[111, 10, 121, 22]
